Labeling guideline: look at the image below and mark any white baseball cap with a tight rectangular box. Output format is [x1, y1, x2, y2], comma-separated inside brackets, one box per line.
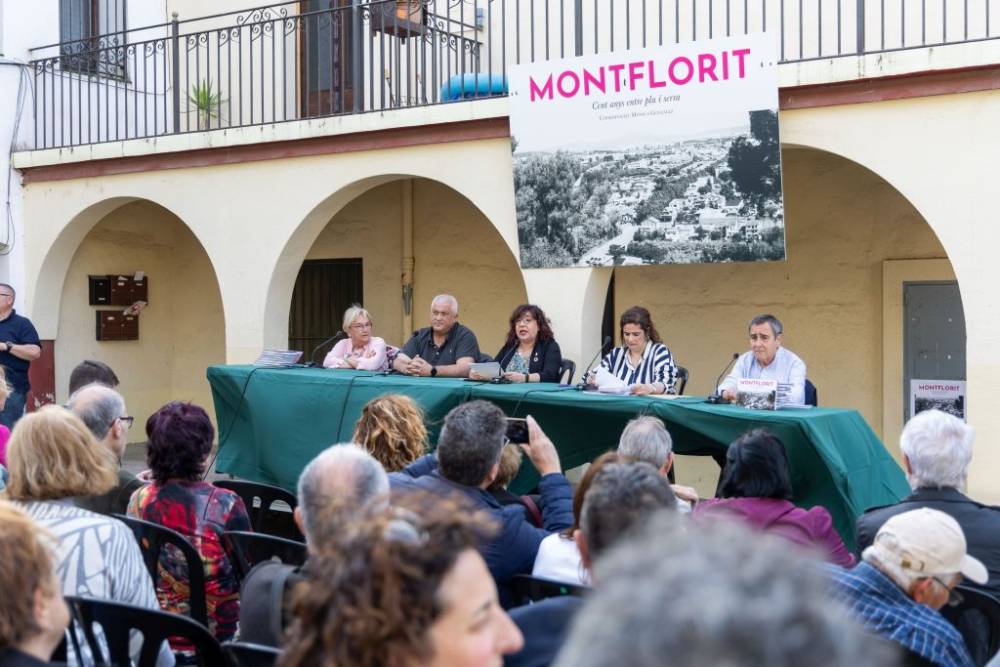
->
[872, 508, 988, 584]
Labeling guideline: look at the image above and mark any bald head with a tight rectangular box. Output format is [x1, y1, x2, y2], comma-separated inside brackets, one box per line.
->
[67, 383, 128, 459]
[296, 444, 389, 548]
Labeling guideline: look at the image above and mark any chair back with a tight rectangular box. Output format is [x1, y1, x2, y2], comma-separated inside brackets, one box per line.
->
[805, 379, 818, 406]
[674, 366, 689, 395]
[510, 574, 589, 606]
[114, 514, 209, 627]
[558, 358, 576, 384]
[63, 595, 226, 667]
[215, 479, 303, 541]
[940, 585, 1000, 666]
[223, 641, 282, 667]
[223, 530, 308, 584]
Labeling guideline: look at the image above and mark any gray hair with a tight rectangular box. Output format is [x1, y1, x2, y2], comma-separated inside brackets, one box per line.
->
[900, 409, 973, 492]
[580, 462, 676, 562]
[67, 383, 125, 441]
[749, 314, 783, 336]
[341, 305, 373, 333]
[296, 443, 390, 546]
[618, 416, 673, 468]
[436, 400, 506, 486]
[431, 294, 459, 315]
[556, 515, 897, 667]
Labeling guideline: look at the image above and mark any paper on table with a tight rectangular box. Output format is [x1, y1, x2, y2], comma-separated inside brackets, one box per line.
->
[595, 367, 631, 394]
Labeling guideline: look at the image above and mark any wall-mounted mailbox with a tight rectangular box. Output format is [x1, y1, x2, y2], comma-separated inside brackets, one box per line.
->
[96, 311, 140, 341]
[89, 274, 148, 306]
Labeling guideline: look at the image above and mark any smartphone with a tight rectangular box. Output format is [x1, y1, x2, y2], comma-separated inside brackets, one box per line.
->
[505, 417, 529, 444]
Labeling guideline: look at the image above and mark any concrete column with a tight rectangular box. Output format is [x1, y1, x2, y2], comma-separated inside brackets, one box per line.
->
[522, 267, 611, 374]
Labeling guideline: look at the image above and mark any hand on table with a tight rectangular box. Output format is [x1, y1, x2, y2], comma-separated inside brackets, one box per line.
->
[407, 356, 433, 377]
[503, 372, 527, 383]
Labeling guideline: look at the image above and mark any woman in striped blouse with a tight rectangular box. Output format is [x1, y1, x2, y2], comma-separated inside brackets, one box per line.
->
[590, 306, 678, 395]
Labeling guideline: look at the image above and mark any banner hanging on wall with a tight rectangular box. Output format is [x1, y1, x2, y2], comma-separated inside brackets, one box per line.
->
[509, 33, 785, 268]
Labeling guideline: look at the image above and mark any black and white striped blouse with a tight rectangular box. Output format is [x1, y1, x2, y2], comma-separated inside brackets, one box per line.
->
[600, 342, 678, 393]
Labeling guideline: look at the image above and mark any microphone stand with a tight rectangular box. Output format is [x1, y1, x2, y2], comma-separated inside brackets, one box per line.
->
[307, 331, 348, 367]
[576, 336, 613, 391]
[705, 353, 740, 404]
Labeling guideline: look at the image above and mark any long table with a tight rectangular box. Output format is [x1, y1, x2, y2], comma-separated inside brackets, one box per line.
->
[207, 365, 910, 551]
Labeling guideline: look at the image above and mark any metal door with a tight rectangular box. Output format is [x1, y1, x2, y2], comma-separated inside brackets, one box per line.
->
[288, 258, 364, 363]
[903, 281, 966, 420]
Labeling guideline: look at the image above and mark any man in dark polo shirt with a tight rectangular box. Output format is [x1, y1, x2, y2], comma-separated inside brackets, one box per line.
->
[392, 294, 480, 377]
[0, 284, 40, 428]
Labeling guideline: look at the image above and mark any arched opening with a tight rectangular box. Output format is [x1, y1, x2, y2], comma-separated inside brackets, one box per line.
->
[273, 176, 529, 361]
[54, 199, 226, 429]
[612, 146, 964, 493]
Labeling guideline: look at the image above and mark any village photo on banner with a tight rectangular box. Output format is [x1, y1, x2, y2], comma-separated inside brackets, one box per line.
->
[508, 32, 785, 269]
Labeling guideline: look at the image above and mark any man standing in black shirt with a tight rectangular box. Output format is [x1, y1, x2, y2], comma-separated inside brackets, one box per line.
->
[0, 284, 41, 429]
[392, 294, 480, 378]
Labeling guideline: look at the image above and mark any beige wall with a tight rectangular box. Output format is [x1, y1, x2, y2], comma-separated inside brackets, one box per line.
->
[615, 148, 949, 495]
[55, 201, 225, 437]
[306, 178, 527, 354]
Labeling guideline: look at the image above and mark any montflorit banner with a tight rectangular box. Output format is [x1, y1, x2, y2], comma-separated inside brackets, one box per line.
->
[509, 33, 785, 268]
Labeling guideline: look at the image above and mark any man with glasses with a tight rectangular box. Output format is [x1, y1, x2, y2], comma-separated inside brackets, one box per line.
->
[718, 313, 807, 406]
[826, 508, 986, 667]
[67, 383, 144, 514]
[0, 283, 41, 428]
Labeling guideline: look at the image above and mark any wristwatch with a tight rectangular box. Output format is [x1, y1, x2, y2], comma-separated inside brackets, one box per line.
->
[3, 342, 11, 352]
[430, 366, 438, 377]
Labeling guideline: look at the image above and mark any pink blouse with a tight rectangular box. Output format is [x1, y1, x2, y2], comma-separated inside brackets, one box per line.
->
[322, 337, 389, 371]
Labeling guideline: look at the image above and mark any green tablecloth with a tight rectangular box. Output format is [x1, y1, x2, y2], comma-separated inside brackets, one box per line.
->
[207, 365, 909, 551]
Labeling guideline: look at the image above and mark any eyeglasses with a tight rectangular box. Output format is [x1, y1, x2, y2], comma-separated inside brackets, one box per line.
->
[350, 322, 373, 330]
[931, 577, 964, 607]
[115, 415, 134, 430]
[501, 435, 510, 447]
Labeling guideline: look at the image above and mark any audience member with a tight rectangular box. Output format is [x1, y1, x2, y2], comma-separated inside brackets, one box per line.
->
[279, 498, 523, 667]
[694, 429, 855, 567]
[856, 409, 1000, 597]
[352, 394, 427, 472]
[322, 305, 389, 371]
[390, 401, 573, 606]
[555, 512, 897, 667]
[617, 415, 699, 509]
[393, 294, 480, 378]
[508, 462, 676, 667]
[127, 401, 250, 643]
[828, 508, 986, 667]
[239, 443, 389, 647]
[0, 283, 41, 430]
[0, 368, 10, 491]
[531, 451, 623, 585]
[488, 442, 526, 505]
[4, 406, 171, 666]
[68, 359, 119, 395]
[0, 501, 70, 667]
[67, 383, 144, 515]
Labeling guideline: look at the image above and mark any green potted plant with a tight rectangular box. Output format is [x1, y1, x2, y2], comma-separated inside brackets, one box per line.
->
[187, 79, 226, 129]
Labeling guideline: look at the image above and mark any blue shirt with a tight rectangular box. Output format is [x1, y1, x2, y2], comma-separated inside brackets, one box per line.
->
[825, 562, 973, 667]
[718, 346, 807, 406]
[0, 310, 40, 393]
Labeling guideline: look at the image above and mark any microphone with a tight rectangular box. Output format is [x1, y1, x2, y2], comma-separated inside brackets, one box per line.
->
[307, 331, 348, 367]
[576, 335, 613, 390]
[705, 352, 740, 404]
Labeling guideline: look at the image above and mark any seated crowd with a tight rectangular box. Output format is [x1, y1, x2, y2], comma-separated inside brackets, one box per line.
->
[0, 354, 997, 667]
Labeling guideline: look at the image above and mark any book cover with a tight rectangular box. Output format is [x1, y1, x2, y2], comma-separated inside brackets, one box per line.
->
[736, 378, 777, 410]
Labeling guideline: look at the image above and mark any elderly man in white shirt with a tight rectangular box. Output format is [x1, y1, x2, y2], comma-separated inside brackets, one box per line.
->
[719, 314, 807, 406]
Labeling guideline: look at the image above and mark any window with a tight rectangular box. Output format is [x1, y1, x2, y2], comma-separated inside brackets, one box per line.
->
[59, 0, 127, 77]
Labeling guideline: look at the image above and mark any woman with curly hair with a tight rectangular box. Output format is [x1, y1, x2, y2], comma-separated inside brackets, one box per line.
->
[127, 401, 250, 643]
[486, 304, 563, 384]
[280, 498, 523, 667]
[352, 394, 428, 472]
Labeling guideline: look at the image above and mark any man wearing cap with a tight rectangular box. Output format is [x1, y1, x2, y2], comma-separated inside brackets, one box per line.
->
[827, 508, 986, 667]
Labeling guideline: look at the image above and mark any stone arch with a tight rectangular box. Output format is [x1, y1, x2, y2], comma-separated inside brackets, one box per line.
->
[263, 173, 527, 351]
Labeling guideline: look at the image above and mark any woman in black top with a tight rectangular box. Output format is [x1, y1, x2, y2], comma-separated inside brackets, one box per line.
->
[492, 304, 563, 383]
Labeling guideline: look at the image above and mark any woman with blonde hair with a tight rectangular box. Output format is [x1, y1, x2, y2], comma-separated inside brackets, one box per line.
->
[353, 394, 428, 472]
[323, 305, 389, 371]
[0, 500, 70, 666]
[3, 406, 166, 658]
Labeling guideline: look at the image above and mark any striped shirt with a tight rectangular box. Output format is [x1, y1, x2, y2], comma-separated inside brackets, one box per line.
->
[600, 341, 678, 393]
[825, 562, 973, 667]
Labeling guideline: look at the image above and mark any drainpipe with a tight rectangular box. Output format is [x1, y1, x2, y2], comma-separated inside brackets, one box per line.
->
[401, 179, 414, 339]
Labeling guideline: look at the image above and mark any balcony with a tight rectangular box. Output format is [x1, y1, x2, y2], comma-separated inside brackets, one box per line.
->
[25, 0, 1000, 150]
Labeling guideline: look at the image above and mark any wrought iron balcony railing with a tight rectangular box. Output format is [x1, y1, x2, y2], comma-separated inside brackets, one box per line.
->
[26, 0, 1000, 150]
